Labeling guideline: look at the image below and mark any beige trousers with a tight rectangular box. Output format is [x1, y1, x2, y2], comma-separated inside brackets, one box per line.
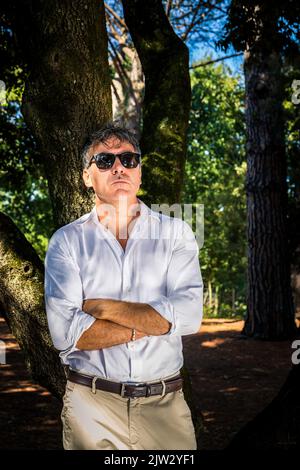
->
[61, 372, 197, 450]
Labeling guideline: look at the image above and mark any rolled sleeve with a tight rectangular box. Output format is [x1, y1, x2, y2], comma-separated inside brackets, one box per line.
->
[148, 220, 203, 337]
[44, 230, 96, 360]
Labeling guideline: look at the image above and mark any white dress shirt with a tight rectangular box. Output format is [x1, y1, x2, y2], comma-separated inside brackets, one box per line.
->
[44, 198, 203, 383]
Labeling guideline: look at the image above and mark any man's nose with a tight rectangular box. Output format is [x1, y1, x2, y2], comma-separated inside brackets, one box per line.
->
[111, 156, 125, 173]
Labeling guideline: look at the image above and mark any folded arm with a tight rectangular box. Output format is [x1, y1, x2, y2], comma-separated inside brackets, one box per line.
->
[82, 298, 171, 336]
[75, 318, 147, 350]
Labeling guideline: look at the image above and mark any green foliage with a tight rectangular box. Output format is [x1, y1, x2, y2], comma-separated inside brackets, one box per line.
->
[0, 80, 54, 260]
[183, 62, 247, 318]
[0, 14, 53, 259]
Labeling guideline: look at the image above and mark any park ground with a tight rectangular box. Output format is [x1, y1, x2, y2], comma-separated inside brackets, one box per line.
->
[0, 316, 296, 449]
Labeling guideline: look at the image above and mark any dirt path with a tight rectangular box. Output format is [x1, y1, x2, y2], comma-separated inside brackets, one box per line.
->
[0, 317, 294, 449]
[0, 317, 62, 449]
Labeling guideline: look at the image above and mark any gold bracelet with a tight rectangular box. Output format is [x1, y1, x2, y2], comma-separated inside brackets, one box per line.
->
[131, 328, 136, 341]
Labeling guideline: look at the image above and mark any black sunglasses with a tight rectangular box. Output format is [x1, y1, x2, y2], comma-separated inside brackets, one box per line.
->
[88, 151, 141, 170]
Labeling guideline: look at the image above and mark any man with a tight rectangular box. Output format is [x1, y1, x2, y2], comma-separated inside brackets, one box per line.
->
[45, 122, 203, 450]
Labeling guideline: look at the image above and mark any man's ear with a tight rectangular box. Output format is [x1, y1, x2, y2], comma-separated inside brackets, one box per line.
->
[82, 169, 93, 188]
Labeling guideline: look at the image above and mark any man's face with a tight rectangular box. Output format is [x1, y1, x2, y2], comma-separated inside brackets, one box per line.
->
[82, 136, 142, 204]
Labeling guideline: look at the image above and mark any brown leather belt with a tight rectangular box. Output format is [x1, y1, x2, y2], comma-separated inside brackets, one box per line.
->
[66, 367, 183, 398]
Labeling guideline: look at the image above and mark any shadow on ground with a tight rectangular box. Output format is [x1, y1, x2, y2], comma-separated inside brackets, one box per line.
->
[183, 319, 294, 449]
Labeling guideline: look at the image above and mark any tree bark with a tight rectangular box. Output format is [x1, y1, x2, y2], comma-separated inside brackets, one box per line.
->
[243, 48, 296, 339]
[122, 0, 191, 206]
[0, 212, 65, 398]
[11, 0, 112, 229]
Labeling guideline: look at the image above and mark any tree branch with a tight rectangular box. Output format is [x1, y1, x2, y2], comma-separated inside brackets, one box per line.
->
[165, 0, 173, 17]
[190, 52, 243, 69]
[105, 2, 127, 29]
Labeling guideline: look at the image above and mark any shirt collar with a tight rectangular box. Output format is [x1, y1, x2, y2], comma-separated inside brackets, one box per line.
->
[78, 198, 160, 227]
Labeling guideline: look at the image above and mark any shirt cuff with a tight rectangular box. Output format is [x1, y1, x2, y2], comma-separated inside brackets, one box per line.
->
[147, 298, 176, 336]
[60, 309, 96, 361]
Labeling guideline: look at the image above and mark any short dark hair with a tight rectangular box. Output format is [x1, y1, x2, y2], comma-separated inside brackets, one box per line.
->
[82, 121, 141, 168]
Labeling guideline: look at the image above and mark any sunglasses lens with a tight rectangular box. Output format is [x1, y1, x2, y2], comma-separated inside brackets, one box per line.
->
[95, 153, 115, 169]
[119, 152, 140, 168]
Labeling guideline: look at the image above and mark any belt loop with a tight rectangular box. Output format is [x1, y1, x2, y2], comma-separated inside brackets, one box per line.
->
[91, 376, 98, 394]
[160, 380, 166, 397]
[63, 365, 69, 379]
[120, 383, 126, 398]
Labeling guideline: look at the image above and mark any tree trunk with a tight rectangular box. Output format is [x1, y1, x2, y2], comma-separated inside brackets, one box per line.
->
[112, 47, 144, 138]
[11, 0, 112, 229]
[243, 48, 296, 339]
[122, 0, 191, 206]
[232, 288, 236, 314]
[214, 285, 219, 316]
[208, 280, 212, 309]
[0, 213, 65, 398]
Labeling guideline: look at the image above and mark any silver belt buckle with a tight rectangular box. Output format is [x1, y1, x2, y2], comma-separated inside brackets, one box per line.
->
[120, 382, 146, 398]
